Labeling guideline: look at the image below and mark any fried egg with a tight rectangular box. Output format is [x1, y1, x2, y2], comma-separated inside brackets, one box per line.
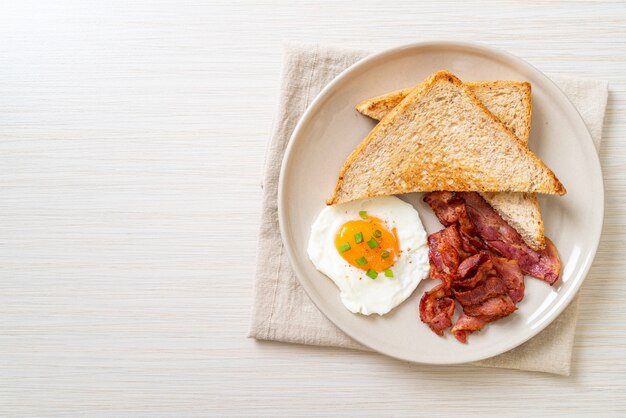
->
[308, 196, 429, 315]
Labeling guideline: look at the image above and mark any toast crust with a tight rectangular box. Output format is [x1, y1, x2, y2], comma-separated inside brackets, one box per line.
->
[327, 70, 565, 206]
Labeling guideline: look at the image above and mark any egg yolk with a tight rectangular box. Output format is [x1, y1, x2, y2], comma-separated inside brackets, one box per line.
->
[335, 216, 399, 272]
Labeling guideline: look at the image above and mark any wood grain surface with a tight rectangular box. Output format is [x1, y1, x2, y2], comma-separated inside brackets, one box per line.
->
[0, 1, 625, 416]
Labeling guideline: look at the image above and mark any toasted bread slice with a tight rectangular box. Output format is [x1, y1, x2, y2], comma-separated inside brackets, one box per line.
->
[356, 81, 531, 143]
[357, 81, 545, 250]
[327, 70, 565, 210]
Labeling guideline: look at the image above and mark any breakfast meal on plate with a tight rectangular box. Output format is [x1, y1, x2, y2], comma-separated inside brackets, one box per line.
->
[308, 69, 565, 342]
[308, 196, 429, 315]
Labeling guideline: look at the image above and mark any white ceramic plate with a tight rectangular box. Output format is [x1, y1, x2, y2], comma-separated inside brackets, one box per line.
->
[278, 42, 603, 364]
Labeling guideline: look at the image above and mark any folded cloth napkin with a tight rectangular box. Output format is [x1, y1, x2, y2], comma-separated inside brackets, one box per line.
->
[249, 42, 608, 376]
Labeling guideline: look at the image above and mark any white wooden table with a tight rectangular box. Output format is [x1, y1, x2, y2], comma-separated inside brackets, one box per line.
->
[1, 1, 625, 416]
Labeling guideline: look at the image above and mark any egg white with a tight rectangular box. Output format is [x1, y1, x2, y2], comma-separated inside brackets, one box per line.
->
[307, 196, 429, 315]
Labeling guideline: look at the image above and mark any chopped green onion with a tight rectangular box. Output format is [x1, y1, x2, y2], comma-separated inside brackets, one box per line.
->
[338, 242, 351, 253]
[354, 232, 363, 244]
[384, 269, 394, 278]
[366, 269, 378, 279]
[366, 238, 379, 249]
[359, 210, 368, 219]
[355, 256, 367, 266]
[381, 251, 390, 259]
[373, 229, 382, 239]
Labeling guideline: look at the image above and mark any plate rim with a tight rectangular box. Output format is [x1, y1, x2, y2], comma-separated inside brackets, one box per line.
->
[277, 41, 604, 365]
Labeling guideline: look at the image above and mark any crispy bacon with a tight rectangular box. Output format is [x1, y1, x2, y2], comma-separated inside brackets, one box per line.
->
[459, 229, 483, 256]
[453, 255, 494, 290]
[456, 252, 491, 282]
[425, 193, 483, 256]
[462, 295, 517, 318]
[428, 227, 461, 277]
[419, 284, 455, 336]
[491, 257, 525, 304]
[457, 192, 561, 285]
[451, 314, 491, 343]
[421, 191, 560, 342]
[424, 191, 464, 226]
[429, 261, 452, 284]
[452, 276, 508, 308]
[449, 254, 517, 342]
[455, 204, 476, 237]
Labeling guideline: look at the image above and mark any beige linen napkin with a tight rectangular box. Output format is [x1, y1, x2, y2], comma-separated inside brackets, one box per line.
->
[249, 43, 608, 376]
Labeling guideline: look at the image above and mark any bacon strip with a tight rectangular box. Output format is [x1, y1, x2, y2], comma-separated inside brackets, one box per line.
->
[419, 284, 455, 336]
[453, 276, 508, 308]
[453, 254, 494, 290]
[491, 257, 525, 304]
[423, 191, 463, 226]
[456, 252, 490, 280]
[428, 226, 461, 278]
[462, 294, 517, 317]
[448, 253, 517, 342]
[427, 192, 561, 285]
[451, 314, 491, 343]
[420, 191, 557, 343]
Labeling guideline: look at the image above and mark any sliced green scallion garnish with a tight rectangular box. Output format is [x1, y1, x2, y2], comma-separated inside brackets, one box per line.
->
[366, 238, 379, 249]
[354, 232, 363, 244]
[359, 210, 368, 219]
[381, 250, 390, 259]
[339, 242, 351, 253]
[366, 269, 378, 279]
[373, 229, 382, 239]
[384, 269, 394, 278]
[355, 256, 367, 266]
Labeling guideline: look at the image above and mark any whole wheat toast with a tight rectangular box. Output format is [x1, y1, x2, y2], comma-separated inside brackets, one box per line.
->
[327, 71, 565, 222]
[356, 80, 531, 143]
[356, 80, 545, 250]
